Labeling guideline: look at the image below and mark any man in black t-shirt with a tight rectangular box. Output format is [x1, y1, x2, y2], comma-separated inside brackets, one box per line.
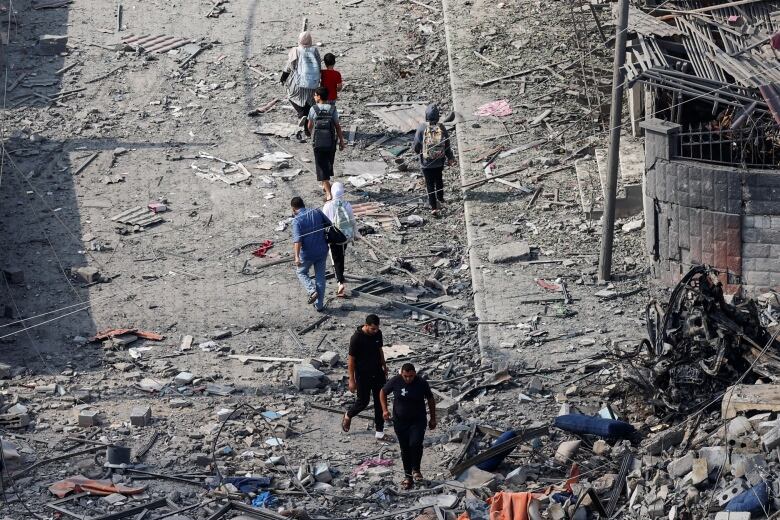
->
[342, 314, 389, 440]
[380, 363, 437, 489]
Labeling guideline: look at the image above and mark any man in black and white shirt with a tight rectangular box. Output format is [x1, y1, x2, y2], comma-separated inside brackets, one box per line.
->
[380, 363, 437, 489]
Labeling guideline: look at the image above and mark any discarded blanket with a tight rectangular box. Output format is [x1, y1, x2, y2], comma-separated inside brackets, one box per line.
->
[474, 99, 512, 117]
[49, 475, 146, 498]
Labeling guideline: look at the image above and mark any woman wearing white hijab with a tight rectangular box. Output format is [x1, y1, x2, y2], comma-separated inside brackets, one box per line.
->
[280, 31, 321, 135]
[323, 182, 357, 297]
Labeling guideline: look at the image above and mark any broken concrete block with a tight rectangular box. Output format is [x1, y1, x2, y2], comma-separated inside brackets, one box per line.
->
[130, 406, 152, 427]
[292, 364, 324, 390]
[318, 351, 339, 367]
[138, 378, 163, 392]
[174, 371, 194, 385]
[78, 409, 100, 427]
[419, 494, 460, 508]
[762, 423, 780, 452]
[430, 388, 457, 416]
[526, 376, 544, 394]
[488, 241, 530, 263]
[555, 440, 581, 464]
[714, 513, 751, 520]
[102, 492, 127, 505]
[593, 439, 611, 456]
[2, 268, 24, 284]
[726, 416, 753, 439]
[456, 466, 497, 490]
[690, 457, 708, 487]
[216, 408, 235, 422]
[313, 462, 332, 483]
[180, 335, 194, 350]
[72, 266, 101, 283]
[36, 34, 68, 55]
[0, 363, 11, 379]
[643, 427, 684, 455]
[699, 446, 728, 470]
[169, 398, 191, 408]
[716, 480, 748, 507]
[505, 466, 532, 485]
[667, 452, 694, 478]
[1, 440, 20, 469]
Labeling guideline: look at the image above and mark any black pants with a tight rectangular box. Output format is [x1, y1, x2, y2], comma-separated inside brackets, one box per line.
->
[290, 100, 312, 136]
[346, 372, 386, 431]
[314, 149, 336, 181]
[394, 417, 427, 476]
[330, 243, 347, 284]
[422, 166, 445, 209]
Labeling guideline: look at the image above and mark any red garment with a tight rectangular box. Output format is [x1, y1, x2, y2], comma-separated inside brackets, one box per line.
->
[320, 69, 342, 101]
[252, 240, 274, 258]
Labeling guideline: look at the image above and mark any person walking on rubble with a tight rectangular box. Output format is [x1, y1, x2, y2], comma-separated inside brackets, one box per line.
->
[380, 363, 437, 489]
[322, 182, 357, 297]
[308, 86, 346, 201]
[342, 314, 389, 441]
[281, 31, 321, 138]
[290, 196, 329, 312]
[412, 104, 456, 216]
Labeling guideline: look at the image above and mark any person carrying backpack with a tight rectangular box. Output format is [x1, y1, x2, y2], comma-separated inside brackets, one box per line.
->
[323, 182, 357, 297]
[281, 32, 321, 137]
[307, 86, 346, 201]
[413, 104, 456, 216]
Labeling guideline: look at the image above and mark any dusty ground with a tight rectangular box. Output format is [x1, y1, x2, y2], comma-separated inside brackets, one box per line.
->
[0, 0, 672, 518]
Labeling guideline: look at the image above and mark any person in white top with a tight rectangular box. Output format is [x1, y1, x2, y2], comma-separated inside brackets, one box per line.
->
[322, 182, 357, 297]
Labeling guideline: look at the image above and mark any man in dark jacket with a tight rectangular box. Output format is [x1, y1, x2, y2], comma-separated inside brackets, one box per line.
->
[342, 314, 389, 440]
[413, 104, 456, 215]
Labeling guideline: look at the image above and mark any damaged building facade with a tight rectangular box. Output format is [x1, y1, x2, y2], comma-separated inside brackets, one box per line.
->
[627, 1, 780, 291]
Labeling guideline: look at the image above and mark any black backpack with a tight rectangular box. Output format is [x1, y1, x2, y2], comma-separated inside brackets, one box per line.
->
[311, 105, 336, 153]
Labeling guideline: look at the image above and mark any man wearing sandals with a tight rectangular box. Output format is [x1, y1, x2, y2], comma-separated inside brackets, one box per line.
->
[342, 314, 389, 440]
[380, 363, 437, 489]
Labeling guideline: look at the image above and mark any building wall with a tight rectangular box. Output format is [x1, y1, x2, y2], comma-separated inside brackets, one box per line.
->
[642, 119, 780, 292]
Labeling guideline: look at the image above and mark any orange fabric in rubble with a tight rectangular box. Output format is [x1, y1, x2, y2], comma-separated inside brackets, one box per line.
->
[455, 492, 540, 520]
[49, 475, 146, 498]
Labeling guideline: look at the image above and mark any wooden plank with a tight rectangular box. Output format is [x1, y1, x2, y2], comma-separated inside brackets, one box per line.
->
[228, 355, 305, 363]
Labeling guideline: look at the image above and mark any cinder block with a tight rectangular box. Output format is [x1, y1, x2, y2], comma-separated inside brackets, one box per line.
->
[744, 243, 771, 258]
[78, 409, 100, 427]
[130, 406, 152, 427]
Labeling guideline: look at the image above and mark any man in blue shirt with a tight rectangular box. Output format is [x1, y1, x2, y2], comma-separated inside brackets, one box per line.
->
[291, 197, 329, 311]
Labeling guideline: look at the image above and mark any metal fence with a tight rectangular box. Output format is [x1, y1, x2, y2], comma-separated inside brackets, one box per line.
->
[674, 124, 780, 168]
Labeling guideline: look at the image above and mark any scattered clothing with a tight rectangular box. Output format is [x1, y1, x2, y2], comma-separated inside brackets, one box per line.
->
[351, 457, 394, 477]
[49, 476, 146, 498]
[474, 99, 512, 117]
[252, 240, 274, 258]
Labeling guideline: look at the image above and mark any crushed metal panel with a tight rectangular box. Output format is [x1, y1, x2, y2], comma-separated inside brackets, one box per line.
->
[620, 5, 683, 38]
[111, 206, 164, 228]
[121, 33, 192, 54]
[370, 103, 426, 133]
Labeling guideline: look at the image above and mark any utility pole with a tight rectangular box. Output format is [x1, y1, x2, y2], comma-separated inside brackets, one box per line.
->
[598, 0, 630, 282]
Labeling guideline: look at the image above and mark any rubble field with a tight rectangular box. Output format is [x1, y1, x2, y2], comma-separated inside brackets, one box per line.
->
[0, 0, 780, 519]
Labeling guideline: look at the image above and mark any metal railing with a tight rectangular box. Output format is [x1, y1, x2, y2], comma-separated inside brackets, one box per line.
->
[674, 124, 780, 168]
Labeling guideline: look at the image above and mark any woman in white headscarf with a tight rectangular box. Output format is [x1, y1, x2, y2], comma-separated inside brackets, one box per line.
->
[280, 31, 321, 136]
[323, 182, 357, 297]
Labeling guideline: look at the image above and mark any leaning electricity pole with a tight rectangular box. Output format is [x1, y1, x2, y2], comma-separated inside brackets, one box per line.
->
[598, 0, 630, 281]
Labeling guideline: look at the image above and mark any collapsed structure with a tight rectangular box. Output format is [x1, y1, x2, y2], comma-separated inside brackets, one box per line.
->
[622, 0, 780, 291]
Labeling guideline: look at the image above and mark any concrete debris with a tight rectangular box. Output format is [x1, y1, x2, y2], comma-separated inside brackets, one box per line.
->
[6, 0, 780, 518]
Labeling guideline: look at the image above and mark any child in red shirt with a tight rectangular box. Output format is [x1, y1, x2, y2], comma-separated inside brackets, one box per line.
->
[320, 53, 343, 104]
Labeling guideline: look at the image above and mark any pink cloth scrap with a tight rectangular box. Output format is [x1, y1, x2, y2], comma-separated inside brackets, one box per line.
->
[474, 99, 512, 117]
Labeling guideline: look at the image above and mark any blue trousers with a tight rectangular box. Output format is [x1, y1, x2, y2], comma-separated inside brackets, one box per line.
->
[296, 256, 327, 309]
